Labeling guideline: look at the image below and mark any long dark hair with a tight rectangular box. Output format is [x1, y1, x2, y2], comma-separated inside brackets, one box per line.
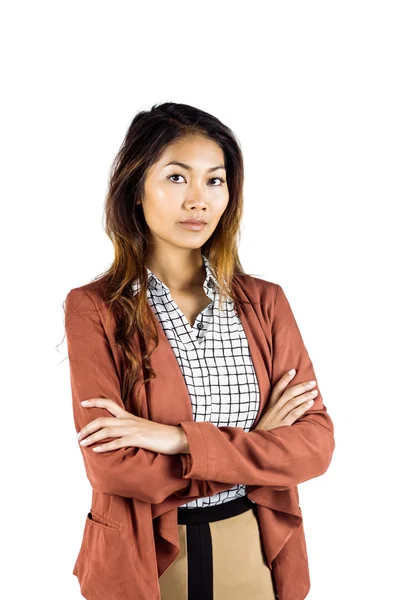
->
[65, 102, 256, 416]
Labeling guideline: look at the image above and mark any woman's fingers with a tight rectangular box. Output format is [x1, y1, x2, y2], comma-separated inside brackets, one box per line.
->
[78, 424, 133, 448]
[268, 369, 297, 406]
[77, 398, 140, 440]
[283, 393, 317, 421]
[277, 380, 318, 409]
[77, 416, 132, 441]
[91, 439, 128, 453]
[268, 371, 318, 411]
[255, 370, 319, 432]
[80, 397, 127, 416]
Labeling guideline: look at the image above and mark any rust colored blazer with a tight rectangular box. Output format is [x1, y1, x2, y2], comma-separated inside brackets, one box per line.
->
[64, 273, 335, 600]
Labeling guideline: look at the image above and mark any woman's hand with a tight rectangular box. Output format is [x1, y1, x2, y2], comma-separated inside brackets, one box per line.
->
[254, 369, 318, 432]
[76, 398, 188, 455]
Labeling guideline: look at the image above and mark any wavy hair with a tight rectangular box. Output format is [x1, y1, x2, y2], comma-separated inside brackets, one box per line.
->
[66, 102, 255, 416]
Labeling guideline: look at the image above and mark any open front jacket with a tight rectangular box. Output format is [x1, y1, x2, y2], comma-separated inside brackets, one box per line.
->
[64, 273, 335, 600]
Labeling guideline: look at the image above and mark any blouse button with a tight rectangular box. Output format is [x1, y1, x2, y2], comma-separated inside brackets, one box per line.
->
[207, 280, 213, 289]
[197, 322, 203, 329]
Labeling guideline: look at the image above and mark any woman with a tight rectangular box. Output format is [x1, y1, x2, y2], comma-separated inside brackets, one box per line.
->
[64, 102, 335, 600]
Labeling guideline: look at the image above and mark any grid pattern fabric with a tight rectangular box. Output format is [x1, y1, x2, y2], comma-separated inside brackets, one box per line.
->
[131, 254, 260, 508]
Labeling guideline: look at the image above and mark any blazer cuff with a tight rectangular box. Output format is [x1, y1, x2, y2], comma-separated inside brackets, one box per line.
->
[177, 421, 208, 480]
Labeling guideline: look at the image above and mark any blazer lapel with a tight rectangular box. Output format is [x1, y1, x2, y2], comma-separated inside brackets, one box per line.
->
[146, 310, 196, 425]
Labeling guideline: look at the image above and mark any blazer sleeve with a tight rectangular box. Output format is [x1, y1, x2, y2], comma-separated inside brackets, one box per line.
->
[177, 283, 335, 491]
[64, 287, 239, 504]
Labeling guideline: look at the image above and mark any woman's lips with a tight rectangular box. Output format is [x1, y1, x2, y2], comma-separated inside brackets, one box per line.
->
[179, 222, 207, 231]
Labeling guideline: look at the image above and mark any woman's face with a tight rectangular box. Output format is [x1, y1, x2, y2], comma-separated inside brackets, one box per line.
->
[138, 135, 229, 251]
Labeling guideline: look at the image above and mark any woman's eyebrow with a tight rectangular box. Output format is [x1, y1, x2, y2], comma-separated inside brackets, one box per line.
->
[164, 161, 226, 173]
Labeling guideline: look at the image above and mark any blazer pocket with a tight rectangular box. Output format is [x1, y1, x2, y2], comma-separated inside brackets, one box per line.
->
[75, 510, 125, 598]
[87, 510, 120, 531]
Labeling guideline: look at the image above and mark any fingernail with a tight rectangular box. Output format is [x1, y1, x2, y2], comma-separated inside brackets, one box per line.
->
[288, 369, 296, 376]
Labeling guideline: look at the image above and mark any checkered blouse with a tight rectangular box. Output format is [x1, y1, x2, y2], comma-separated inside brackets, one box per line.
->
[131, 254, 260, 508]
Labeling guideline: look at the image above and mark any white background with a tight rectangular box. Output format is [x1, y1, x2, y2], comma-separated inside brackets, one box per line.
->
[2, 1, 399, 598]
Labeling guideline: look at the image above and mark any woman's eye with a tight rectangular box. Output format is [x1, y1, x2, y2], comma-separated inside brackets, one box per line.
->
[168, 174, 185, 183]
[168, 174, 225, 186]
[209, 177, 225, 186]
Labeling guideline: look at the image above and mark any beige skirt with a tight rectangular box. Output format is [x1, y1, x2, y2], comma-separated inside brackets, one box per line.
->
[158, 495, 278, 600]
